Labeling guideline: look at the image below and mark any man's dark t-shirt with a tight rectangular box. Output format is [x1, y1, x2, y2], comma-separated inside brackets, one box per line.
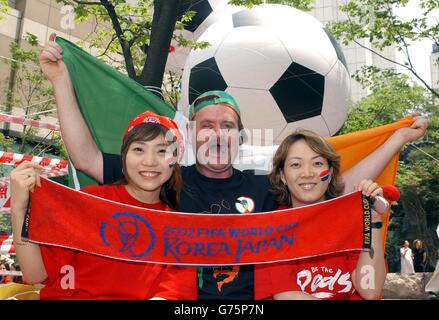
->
[102, 153, 277, 300]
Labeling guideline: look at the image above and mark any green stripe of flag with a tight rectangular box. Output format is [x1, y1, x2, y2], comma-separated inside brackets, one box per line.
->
[56, 37, 176, 187]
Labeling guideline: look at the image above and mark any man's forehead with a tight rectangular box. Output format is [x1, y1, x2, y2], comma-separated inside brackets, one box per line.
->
[193, 103, 239, 122]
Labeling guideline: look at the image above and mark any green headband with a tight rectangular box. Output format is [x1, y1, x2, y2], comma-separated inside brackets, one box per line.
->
[189, 90, 241, 120]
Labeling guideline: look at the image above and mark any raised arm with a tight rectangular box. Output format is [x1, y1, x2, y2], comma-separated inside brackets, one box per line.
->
[351, 180, 387, 300]
[352, 225, 386, 300]
[342, 115, 428, 193]
[41, 33, 103, 183]
[10, 162, 47, 284]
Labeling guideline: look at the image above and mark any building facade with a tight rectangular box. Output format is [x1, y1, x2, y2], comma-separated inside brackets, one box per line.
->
[431, 43, 439, 92]
[0, 0, 98, 139]
[310, 0, 397, 103]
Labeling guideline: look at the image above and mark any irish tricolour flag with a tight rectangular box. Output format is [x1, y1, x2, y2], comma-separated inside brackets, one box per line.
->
[57, 37, 186, 189]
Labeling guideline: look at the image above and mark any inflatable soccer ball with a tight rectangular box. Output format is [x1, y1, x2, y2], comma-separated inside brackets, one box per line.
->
[167, 0, 243, 72]
[179, 4, 352, 143]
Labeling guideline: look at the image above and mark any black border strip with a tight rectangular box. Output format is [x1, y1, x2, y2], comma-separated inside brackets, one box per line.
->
[21, 197, 31, 240]
[361, 194, 372, 249]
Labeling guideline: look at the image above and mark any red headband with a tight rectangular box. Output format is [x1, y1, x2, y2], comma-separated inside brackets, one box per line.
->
[123, 111, 184, 160]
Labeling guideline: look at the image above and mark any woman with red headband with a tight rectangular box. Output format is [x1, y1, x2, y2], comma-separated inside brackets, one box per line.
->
[10, 111, 196, 299]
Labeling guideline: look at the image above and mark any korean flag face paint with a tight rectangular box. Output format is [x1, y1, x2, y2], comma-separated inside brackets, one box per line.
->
[282, 140, 331, 208]
[319, 169, 330, 182]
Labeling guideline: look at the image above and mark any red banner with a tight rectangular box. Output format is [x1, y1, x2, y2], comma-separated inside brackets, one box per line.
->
[0, 234, 14, 255]
[27, 178, 372, 266]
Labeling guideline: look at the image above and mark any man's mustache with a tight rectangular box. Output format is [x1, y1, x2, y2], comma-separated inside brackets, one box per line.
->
[202, 137, 231, 149]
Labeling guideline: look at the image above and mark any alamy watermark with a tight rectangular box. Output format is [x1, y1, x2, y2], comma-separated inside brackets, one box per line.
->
[163, 121, 278, 172]
[60, 5, 76, 30]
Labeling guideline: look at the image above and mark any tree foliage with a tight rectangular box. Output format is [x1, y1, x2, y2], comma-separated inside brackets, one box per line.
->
[56, 0, 209, 89]
[1, 33, 67, 159]
[0, 33, 68, 236]
[0, 0, 9, 18]
[333, 2, 439, 270]
[341, 71, 439, 272]
[54, 0, 311, 96]
[0, 214, 11, 235]
[2, 34, 55, 153]
[0, 133, 14, 178]
[328, 0, 439, 98]
[0, 133, 14, 151]
[229, 0, 312, 11]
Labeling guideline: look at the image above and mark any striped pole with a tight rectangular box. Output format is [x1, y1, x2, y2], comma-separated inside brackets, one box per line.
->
[0, 151, 68, 174]
[0, 113, 59, 131]
[0, 167, 68, 215]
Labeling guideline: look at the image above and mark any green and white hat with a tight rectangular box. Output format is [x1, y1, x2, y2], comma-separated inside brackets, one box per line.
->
[189, 90, 241, 120]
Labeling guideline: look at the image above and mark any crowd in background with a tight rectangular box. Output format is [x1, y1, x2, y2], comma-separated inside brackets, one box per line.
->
[400, 239, 428, 274]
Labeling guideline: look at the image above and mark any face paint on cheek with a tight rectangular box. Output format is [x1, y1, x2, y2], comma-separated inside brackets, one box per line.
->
[319, 169, 330, 182]
[165, 158, 176, 169]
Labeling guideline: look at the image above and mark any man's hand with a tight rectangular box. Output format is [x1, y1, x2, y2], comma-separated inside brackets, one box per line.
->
[39, 33, 68, 82]
[395, 113, 429, 144]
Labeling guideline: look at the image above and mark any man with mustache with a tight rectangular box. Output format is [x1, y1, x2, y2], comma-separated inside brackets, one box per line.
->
[140, 90, 276, 299]
[39, 36, 429, 299]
